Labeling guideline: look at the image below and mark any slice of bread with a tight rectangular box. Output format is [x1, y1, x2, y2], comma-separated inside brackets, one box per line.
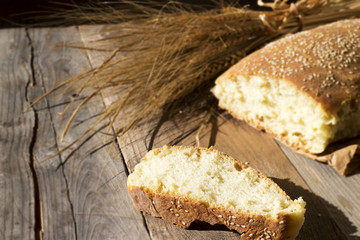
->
[127, 145, 306, 239]
[212, 19, 360, 154]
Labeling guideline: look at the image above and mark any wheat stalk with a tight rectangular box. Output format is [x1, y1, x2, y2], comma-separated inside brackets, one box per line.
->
[28, 0, 360, 157]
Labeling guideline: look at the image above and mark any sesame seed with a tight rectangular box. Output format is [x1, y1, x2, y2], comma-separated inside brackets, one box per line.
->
[249, 233, 253, 237]
[241, 225, 246, 228]
[230, 222, 234, 226]
[171, 201, 174, 205]
[175, 214, 179, 217]
[249, 219, 254, 223]
[185, 210, 189, 213]
[218, 215, 222, 218]
[182, 221, 186, 225]
[231, 216, 236, 219]
[237, 19, 359, 109]
[170, 208, 173, 212]
[264, 227, 267, 231]
[279, 220, 284, 224]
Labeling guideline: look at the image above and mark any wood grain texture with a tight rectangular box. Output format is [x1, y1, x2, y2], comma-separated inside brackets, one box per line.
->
[0, 28, 36, 240]
[26, 27, 80, 240]
[27, 26, 150, 240]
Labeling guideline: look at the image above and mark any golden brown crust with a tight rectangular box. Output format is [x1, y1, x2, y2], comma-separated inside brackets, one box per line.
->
[217, 19, 360, 113]
[128, 186, 291, 240]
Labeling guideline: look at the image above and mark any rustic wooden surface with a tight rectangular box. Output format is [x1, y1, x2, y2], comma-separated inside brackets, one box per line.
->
[1, 25, 360, 240]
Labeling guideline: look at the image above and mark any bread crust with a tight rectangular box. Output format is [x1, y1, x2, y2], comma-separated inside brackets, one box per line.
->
[217, 19, 360, 113]
[128, 186, 290, 240]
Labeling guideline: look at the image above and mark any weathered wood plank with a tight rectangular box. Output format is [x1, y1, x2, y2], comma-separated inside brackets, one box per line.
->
[78, 24, 348, 239]
[26, 28, 78, 239]
[0, 28, 35, 240]
[278, 142, 360, 238]
[28, 26, 150, 240]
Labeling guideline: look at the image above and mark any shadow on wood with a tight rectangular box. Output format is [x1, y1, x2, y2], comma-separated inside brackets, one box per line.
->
[144, 82, 221, 151]
[182, 178, 357, 240]
[272, 178, 357, 240]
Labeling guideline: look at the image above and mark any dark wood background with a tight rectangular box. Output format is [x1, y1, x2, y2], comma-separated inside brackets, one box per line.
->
[0, 0, 265, 28]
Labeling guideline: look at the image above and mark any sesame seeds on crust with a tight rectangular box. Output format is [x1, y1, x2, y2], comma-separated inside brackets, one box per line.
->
[219, 19, 360, 112]
[129, 186, 288, 239]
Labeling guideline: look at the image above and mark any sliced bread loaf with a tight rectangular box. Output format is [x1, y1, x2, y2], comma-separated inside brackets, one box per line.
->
[127, 145, 306, 239]
[212, 19, 360, 154]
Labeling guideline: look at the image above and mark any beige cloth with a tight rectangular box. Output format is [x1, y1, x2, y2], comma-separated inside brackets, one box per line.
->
[300, 139, 360, 176]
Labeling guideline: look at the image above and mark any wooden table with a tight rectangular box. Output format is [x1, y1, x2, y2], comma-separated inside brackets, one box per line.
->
[1, 25, 359, 240]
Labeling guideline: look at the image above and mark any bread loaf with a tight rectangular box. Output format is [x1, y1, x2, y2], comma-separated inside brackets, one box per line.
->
[212, 19, 360, 154]
[127, 145, 306, 239]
